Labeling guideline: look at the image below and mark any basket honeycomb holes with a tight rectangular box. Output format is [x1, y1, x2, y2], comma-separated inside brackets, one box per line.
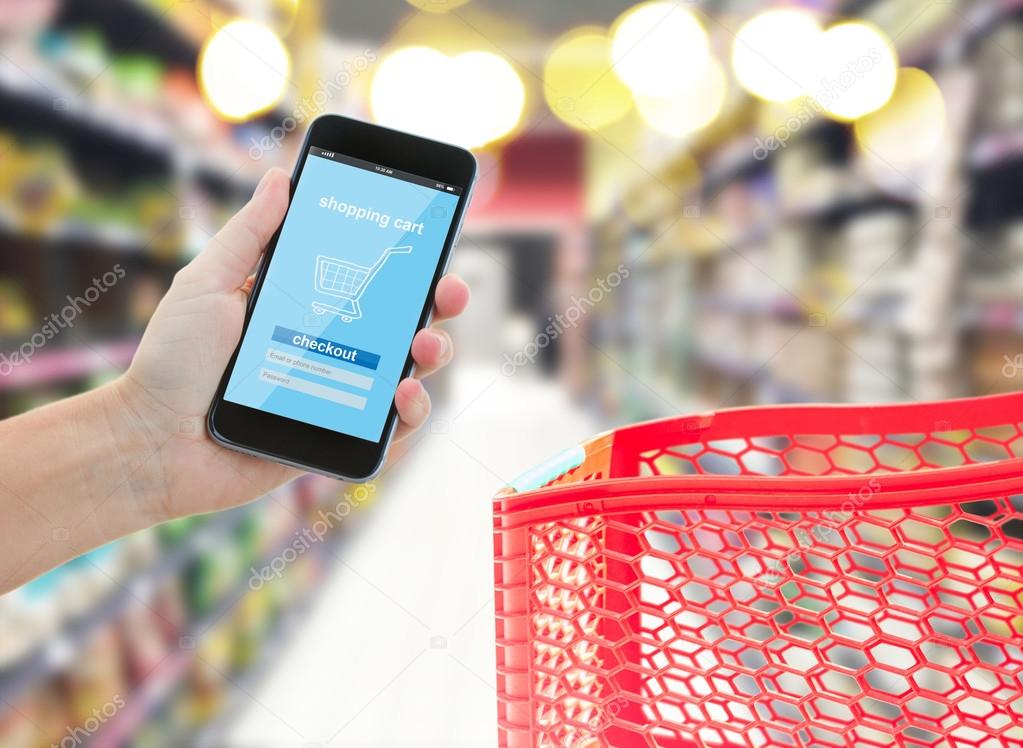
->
[515, 416, 1023, 745]
[639, 422, 1023, 478]
[530, 518, 609, 740]
[529, 502, 1023, 744]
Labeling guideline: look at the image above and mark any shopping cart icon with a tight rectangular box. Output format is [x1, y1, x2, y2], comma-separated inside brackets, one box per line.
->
[311, 245, 413, 322]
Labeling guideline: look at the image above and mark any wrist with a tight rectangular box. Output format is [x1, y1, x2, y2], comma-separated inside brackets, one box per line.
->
[92, 374, 176, 529]
[0, 375, 175, 590]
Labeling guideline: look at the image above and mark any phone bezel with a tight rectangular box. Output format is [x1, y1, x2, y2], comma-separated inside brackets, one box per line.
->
[207, 115, 477, 481]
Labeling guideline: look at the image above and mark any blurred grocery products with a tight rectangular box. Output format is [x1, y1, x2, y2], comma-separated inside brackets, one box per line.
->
[0, 0, 288, 410]
[0, 477, 347, 748]
[3, 0, 1023, 745]
[590, 2, 1023, 420]
[0, 2, 346, 746]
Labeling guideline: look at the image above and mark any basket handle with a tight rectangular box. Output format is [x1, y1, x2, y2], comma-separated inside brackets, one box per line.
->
[507, 445, 586, 493]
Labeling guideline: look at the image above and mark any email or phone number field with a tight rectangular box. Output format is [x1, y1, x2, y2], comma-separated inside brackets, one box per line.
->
[265, 348, 374, 391]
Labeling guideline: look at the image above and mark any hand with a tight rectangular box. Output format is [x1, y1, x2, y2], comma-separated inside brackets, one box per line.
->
[115, 168, 469, 522]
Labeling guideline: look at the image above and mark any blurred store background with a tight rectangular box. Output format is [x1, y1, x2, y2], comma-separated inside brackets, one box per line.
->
[0, 0, 1021, 745]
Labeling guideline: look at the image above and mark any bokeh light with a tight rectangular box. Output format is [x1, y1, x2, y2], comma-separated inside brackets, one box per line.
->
[198, 19, 291, 122]
[732, 9, 821, 102]
[370, 47, 524, 149]
[610, 2, 711, 97]
[455, 51, 526, 147]
[406, 0, 473, 13]
[370, 47, 443, 139]
[543, 28, 633, 132]
[855, 67, 947, 172]
[811, 21, 898, 121]
[633, 58, 727, 138]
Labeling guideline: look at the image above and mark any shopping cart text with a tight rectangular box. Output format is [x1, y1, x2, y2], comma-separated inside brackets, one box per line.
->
[318, 196, 424, 235]
[271, 326, 380, 370]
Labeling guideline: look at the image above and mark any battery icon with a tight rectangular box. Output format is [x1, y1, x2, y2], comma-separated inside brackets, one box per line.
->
[445, 186, 454, 192]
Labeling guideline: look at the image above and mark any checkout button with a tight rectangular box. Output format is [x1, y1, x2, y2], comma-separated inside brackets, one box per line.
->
[271, 326, 380, 370]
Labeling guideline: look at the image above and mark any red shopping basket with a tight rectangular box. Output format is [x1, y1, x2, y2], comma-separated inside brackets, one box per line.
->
[493, 392, 1023, 748]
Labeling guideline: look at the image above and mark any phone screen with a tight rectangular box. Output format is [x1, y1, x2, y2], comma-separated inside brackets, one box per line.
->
[224, 146, 463, 442]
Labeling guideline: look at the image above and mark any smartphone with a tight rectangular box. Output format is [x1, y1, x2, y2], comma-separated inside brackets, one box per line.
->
[208, 115, 476, 481]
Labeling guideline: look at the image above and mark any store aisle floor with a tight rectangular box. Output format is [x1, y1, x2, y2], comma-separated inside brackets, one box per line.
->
[224, 364, 600, 747]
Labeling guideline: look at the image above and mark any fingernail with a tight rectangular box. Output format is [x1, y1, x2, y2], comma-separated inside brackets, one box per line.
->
[414, 380, 429, 408]
[435, 332, 449, 357]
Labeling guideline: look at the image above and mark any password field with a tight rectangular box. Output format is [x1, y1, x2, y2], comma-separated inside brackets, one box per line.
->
[259, 369, 368, 410]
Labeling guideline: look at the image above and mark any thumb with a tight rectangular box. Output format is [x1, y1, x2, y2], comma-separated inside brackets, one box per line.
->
[195, 167, 290, 291]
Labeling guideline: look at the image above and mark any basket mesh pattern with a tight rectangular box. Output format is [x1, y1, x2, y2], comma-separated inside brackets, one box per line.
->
[498, 416, 1023, 747]
[635, 426, 1023, 479]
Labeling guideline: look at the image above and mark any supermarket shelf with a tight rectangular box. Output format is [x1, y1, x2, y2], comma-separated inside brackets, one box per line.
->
[697, 222, 771, 257]
[897, 0, 1023, 68]
[782, 192, 916, 226]
[703, 163, 914, 236]
[698, 0, 1018, 200]
[697, 295, 909, 332]
[190, 585, 319, 748]
[690, 348, 833, 405]
[701, 137, 774, 199]
[618, 375, 706, 422]
[0, 59, 258, 189]
[699, 295, 807, 321]
[961, 300, 1023, 332]
[56, 0, 200, 69]
[701, 121, 848, 200]
[0, 509, 246, 707]
[90, 527, 342, 748]
[0, 211, 177, 257]
[91, 647, 194, 748]
[763, 380, 830, 404]
[968, 130, 1023, 171]
[56, 0, 266, 68]
[692, 350, 762, 381]
[0, 59, 174, 164]
[0, 337, 139, 393]
[681, 190, 917, 262]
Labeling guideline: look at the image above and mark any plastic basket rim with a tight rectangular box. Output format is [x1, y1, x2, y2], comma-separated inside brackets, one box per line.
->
[610, 389, 1023, 441]
[494, 391, 1023, 528]
[492, 461, 1023, 530]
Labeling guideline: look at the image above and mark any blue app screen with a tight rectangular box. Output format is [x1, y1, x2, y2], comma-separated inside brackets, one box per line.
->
[225, 150, 461, 442]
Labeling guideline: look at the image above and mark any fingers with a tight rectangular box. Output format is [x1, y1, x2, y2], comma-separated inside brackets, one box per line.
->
[194, 168, 290, 291]
[433, 273, 470, 321]
[392, 273, 467, 442]
[410, 327, 452, 378]
[403, 273, 465, 380]
[393, 378, 430, 443]
[239, 274, 257, 296]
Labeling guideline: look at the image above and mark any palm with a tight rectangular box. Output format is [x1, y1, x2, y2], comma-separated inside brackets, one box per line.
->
[124, 269, 298, 519]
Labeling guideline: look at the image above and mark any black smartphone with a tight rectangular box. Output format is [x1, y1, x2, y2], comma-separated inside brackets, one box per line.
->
[208, 115, 476, 481]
